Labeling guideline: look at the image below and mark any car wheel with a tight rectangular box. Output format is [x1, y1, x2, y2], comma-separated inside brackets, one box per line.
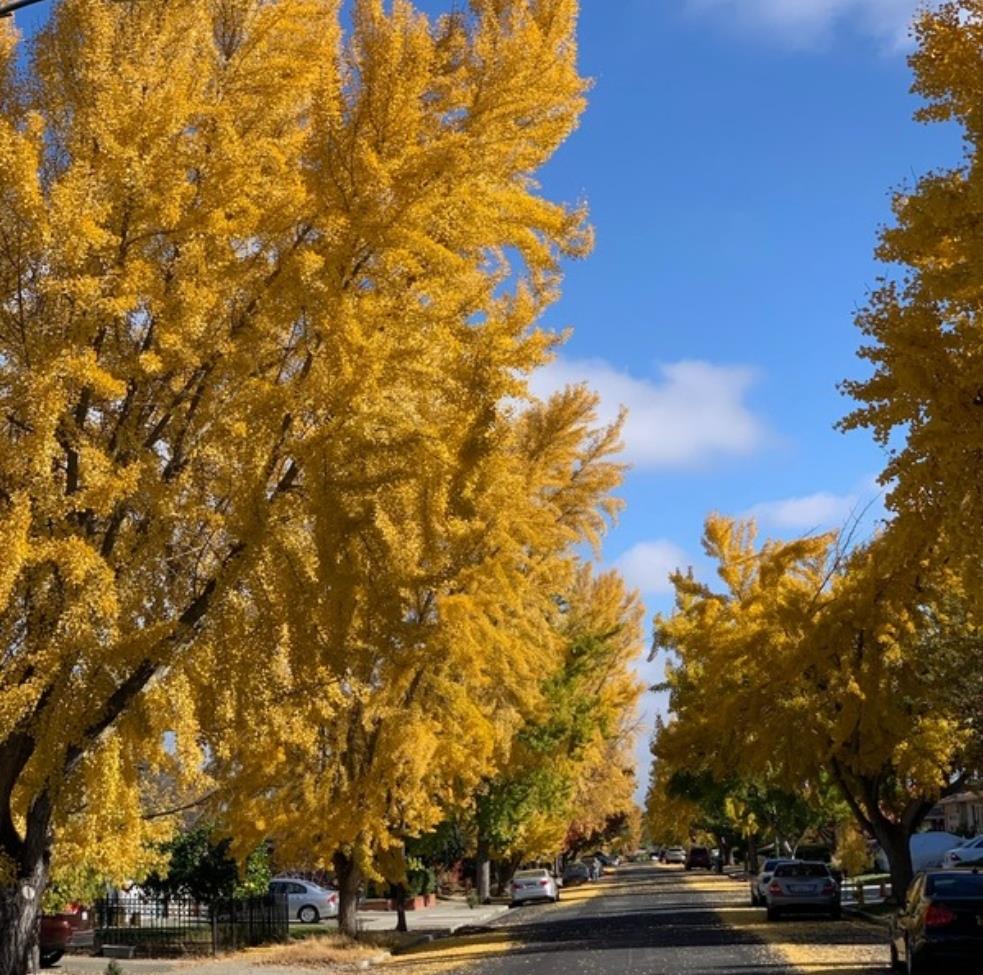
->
[40, 951, 63, 969]
[766, 906, 781, 922]
[298, 905, 320, 924]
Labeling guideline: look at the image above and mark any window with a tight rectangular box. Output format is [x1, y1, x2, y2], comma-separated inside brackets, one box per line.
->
[288, 883, 307, 895]
[927, 874, 983, 897]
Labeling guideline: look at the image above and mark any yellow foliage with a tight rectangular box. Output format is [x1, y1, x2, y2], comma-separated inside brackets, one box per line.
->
[841, 1, 983, 600]
[0, 0, 598, 927]
[652, 516, 974, 863]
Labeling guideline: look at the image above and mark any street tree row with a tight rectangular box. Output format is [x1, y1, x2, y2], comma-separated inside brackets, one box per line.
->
[0, 2, 643, 971]
[646, 0, 983, 900]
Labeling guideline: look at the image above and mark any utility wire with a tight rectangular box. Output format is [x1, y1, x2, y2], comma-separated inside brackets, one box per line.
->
[0, 0, 48, 18]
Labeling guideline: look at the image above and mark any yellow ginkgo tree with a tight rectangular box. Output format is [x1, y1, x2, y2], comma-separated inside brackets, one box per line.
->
[0, 0, 593, 966]
[654, 516, 978, 898]
[841, 0, 983, 598]
[202, 390, 630, 933]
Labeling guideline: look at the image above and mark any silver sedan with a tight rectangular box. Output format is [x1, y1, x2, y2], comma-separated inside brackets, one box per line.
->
[764, 861, 840, 920]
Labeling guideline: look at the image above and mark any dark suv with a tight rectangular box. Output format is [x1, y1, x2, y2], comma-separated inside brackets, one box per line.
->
[685, 846, 712, 870]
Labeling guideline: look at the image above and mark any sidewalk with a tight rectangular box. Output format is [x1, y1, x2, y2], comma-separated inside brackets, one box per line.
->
[355, 895, 509, 934]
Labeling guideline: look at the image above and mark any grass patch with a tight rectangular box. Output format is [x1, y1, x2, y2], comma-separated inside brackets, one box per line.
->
[243, 924, 418, 968]
[246, 931, 419, 968]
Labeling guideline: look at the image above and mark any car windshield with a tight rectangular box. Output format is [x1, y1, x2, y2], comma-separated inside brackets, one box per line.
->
[690, 847, 708, 853]
[774, 863, 828, 878]
[761, 859, 779, 872]
[515, 870, 547, 880]
[927, 873, 983, 897]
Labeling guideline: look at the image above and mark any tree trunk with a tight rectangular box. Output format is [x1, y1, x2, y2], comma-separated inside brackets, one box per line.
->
[0, 798, 52, 975]
[715, 837, 728, 874]
[497, 855, 520, 897]
[392, 883, 408, 933]
[870, 820, 914, 905]
[333, 851, 362, 939]
[476, 834, 491, 905]
[747, 835, 759, 876]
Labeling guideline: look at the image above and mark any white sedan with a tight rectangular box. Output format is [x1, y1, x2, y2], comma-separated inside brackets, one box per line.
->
[509, 869, 559, 906]
[943, 834, 983, 868]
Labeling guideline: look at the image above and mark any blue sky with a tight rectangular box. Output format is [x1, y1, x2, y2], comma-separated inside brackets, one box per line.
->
[533, 0, 963, 796]
[7, 0, 964, 797]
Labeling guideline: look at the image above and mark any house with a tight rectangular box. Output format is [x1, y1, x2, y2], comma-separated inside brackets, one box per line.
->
[934, 791, 983, 835]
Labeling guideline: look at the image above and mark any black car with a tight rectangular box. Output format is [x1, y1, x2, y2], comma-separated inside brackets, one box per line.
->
[685, 846, 712, 870]
[562, 861, 591, 887]
[890, 868, 983, 973]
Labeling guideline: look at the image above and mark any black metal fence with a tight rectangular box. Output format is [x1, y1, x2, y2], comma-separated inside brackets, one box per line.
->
[93, 894, 289, 956]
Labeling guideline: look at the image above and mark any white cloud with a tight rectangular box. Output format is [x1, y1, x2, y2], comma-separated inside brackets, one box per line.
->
[686, 0, 921, 48]
[615, 540, 690, 596]
[746, 490, 860, 531]
[529, 357, 768, 470]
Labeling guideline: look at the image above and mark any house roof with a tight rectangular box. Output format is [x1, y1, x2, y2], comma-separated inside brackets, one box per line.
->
[939, 791, 983, 806]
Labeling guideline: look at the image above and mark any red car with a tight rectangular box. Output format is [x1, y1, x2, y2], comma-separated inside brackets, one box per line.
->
[40, 916, 72, 968]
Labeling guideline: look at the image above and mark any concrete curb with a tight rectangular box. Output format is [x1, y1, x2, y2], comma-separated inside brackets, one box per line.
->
[387, 920, 502, 958]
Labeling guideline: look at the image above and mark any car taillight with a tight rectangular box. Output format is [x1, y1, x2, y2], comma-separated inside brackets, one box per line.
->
[821, 882, 836, 895]
[512, 883, 520, 890]
[768, 882, 782, 896]
[925, 904, 957, 928]
[538, 879, 549, 887]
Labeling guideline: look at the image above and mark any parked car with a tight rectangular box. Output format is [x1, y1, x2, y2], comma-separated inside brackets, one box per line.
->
[750, 859, 797, 907]
[590, 851, 616, 867]
[664, 847, 686, 865]
[562, 861, 591, 887]
[942, 835, 983, 869]
[509, 868, 559, 907]
[764, 861, 840, 921]
[875, 832, 963, 873]
[890, 868, 983, 972]
[685, 846, 712, 871]
[40, 916, 72, 969]
[269, 877, 339, 923]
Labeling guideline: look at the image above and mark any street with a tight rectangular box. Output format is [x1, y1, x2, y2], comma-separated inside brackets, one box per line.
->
[393, 863, 893, 975]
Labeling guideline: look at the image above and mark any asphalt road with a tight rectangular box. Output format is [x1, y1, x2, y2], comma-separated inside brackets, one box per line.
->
[393, 863, 894, 975]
